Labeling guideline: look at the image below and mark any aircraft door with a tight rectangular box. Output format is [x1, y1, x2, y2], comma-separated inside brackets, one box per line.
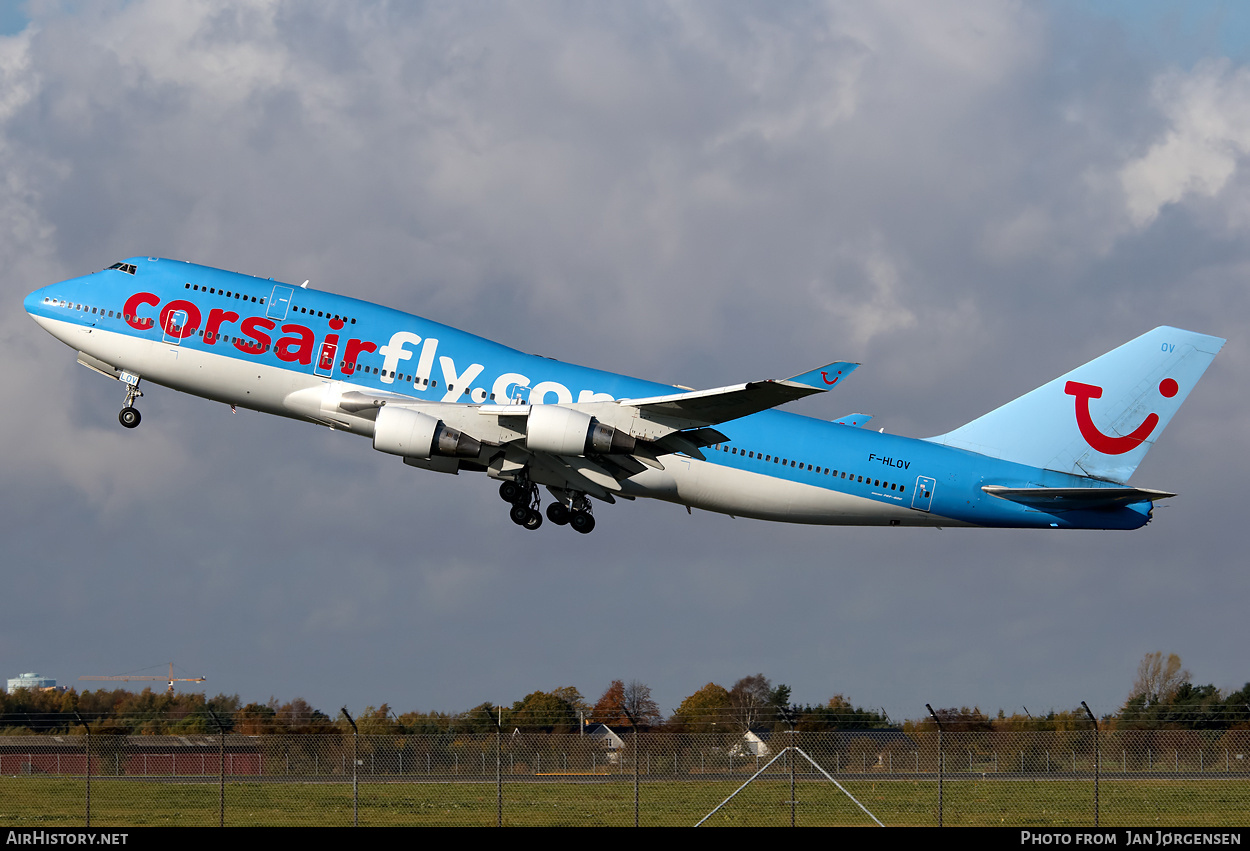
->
[267, 285, 294, 321]
[162, 309, 188, 345]
[912, 476, 936, 512]
[504, 382, 532, 404]
[314, 341, 337, 377]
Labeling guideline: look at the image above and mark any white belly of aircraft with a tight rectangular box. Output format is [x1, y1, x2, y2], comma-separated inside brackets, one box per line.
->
[621, 458, 959, 527]
[37, 315, 321, 419]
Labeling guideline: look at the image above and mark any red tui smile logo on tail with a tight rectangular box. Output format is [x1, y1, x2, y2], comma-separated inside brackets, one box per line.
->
[1065, 378, 1178, 455]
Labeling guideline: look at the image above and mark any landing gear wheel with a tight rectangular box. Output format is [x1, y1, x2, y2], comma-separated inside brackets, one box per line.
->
[504, 476, 543, 530]
[119, 379, 144, 427]
[546, 503, 570, 525]
[570, 512, 596, 534]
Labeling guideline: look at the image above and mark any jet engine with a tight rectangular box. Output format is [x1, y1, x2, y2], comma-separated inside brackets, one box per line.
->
[373, 405, 481, 459]
[525, 405, 636, 456]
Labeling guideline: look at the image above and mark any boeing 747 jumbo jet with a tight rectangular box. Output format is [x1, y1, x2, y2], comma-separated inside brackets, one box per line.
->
[25, 258, 1224, 534]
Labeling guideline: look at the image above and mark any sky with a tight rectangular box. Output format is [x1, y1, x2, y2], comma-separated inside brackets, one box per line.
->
[1, 0, 1248, 724]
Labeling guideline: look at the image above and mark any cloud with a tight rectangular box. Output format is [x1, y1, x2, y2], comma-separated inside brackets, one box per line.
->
[1120, 60, 1250, 228]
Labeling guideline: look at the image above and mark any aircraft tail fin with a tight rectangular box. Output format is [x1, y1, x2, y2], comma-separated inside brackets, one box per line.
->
[925, 327, 1224, 483]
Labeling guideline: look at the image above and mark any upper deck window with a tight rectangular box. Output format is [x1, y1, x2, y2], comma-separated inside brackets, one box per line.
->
[107, 262, 137, 275]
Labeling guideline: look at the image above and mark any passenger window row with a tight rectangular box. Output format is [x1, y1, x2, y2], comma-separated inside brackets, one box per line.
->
[43, 298, 151, 326]
[41, 298, 275, 345]
[342, 362, 439, 388]
[184, 282, 264, 305]
[293, 304, 357, 325]
[713, 443, 906, 493]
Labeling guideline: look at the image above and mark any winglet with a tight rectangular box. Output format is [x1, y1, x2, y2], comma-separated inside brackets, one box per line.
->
[785, 362, 858, 390]
[833, 413, 873, 427]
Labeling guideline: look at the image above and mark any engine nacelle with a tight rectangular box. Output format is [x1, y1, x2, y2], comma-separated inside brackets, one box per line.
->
[525, 405, 636, 456]
[373, 406, 481, 459]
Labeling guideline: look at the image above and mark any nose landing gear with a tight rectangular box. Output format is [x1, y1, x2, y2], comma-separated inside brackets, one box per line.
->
[118, 381, 143, 429]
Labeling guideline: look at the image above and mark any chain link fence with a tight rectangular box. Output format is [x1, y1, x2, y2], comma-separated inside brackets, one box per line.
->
[2, 729, 1247, 826]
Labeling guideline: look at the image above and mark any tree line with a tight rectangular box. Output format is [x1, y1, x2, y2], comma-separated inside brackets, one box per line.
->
[3, 655, 1245, 736]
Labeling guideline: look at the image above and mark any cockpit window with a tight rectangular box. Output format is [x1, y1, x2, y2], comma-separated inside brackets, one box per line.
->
[107, 262, 137, 274]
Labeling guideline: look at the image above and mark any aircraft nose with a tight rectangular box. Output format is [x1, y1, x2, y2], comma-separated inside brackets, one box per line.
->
[24, 285, 50, 316]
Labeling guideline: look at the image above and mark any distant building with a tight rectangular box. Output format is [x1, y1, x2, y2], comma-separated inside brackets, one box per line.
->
[582, 723, 625, 751]
[6, 672, 57, 693]
[731, 728, 773, 758]
[581, 723, 626, 764]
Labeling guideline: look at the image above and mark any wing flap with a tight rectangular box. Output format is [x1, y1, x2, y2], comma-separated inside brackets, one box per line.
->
[528, 452, 619, 499]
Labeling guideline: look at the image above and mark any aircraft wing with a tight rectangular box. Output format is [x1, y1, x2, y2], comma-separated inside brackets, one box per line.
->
[336, 361, 857, 498]
[615, 361, 859, 431]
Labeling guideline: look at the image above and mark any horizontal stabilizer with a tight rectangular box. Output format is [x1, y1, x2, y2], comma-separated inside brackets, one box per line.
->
[982, 485, 1175, 511]
[621, 361, 857, 430]
[833, 413, 873, 427]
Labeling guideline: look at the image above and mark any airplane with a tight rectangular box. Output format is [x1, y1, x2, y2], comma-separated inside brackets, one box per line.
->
[24, 257, 1224, 534]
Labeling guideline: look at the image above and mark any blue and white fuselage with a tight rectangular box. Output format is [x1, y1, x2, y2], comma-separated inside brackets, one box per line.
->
[24, 258, 1225, 534]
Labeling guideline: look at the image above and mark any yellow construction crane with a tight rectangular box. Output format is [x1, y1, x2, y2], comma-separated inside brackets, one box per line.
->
[79, 662, 206, 693]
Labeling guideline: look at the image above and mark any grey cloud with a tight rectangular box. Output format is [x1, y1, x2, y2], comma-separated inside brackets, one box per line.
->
[1, 2, 1247, 721]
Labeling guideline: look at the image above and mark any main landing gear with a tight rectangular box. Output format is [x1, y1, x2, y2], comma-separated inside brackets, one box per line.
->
[553, 494, 596, 534]
[500, 479, 543, 530]
[118, 381, 143, 429]
[498, 480, 596, 533]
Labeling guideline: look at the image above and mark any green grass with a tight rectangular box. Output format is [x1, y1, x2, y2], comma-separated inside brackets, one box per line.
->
[1, 777, 1247, 827]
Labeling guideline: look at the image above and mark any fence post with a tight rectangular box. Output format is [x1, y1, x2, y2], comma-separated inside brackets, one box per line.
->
[769, 704, 798, 827]
[1081, 701, 1099, 828]
[633, 725, 639, 827]
[73, 712, 90, 828]
[787, 714, 796, 827]
[927, 704, 943, 828]
[208, 709, 227, 828]
[495, 704, 500, 829]
[341, 708, 358, 827]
